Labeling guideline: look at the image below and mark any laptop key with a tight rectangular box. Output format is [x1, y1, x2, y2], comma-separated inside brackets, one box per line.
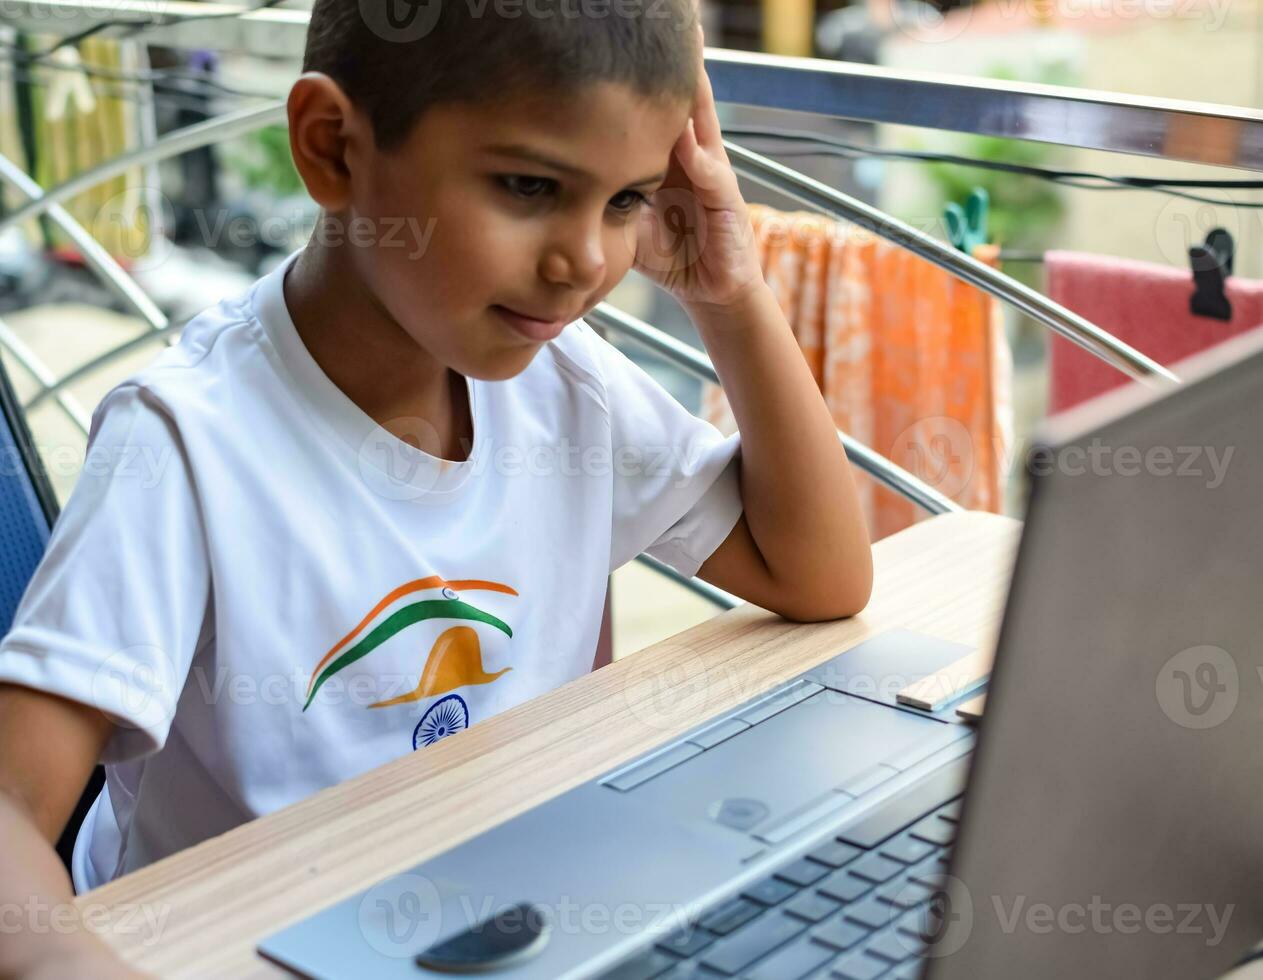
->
[687, 717, 750, 750]
[908, 816, 955, 846]
[909, 871, 949, 891]
[738, 680, 823, 725]
[812, 917, 867, 951]
[756, 792, 856, 846]
[879, 833, 938, 865]
[776, 858, 832, 888]
[838, 764, 900, 798]
[907, 852, 951, 885]
[743, 936, 836, 980]
[808, 840, 863, 869]
[700, 897, 763, 936]
[818, 870, 872, 903]
[598, 948, 680, 980]
[835, 758, 968, 849]
[831, 952, 889, 979]
[785, 891, 843, 923]
[657, 963, 727, 980]
[698, 911, 806, 975]
[604, 743, 704, 792]
[891, 964, 925, 980]
[843, 896, 901, 931]
[848, 853, 904, 884]
[866, 930, 914, 963]
[743, 877, 799, 907]
[896, 906, 939, 948]
[936, 800, 962, 822]
[876, 878, 936, 909]
[655, 925, 714, 957]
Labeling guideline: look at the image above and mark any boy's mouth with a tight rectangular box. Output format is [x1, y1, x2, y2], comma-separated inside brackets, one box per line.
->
[491, 305, 571, 343]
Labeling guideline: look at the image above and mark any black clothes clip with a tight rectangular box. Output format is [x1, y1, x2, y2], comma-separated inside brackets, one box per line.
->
[1189, 228, 1234, 321]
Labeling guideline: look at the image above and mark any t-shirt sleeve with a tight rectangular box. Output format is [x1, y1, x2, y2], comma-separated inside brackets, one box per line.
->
[0, 383, 211, 763]
[581, 322, 744, 578]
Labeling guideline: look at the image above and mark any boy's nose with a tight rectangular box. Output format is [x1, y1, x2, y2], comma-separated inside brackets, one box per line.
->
[540, 223, 607, 291]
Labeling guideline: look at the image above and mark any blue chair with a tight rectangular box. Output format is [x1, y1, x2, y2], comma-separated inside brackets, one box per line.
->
[0, 357, 105, 875]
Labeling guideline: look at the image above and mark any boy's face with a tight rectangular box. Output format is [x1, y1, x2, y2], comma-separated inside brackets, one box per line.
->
[332, 82, 691, 381]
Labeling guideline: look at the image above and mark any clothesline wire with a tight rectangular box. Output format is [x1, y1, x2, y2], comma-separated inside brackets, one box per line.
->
[725, 127, 1263, 210]
[0, 39, 279, 101]
[0, 64, 233, 117]
[0, 59, 273, 116]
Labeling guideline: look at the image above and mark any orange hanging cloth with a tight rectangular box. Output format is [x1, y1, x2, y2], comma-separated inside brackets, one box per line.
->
[703, 203, 1013, 540]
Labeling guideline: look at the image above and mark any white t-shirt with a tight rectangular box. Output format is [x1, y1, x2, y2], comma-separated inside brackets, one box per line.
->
[0, 248, 743, 893]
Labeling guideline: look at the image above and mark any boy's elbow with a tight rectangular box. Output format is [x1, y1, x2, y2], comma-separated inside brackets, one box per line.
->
[836, 573, 874, 620]
[772, 563, 873, 623]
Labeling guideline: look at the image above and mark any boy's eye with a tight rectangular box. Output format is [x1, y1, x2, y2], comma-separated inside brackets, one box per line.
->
[498, 176, 650, 215]
[609, 190, 651, 214]
[500, 175, 555, 200]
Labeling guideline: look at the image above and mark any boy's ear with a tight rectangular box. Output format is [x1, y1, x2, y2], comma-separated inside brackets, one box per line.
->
[286, 71, 370, 213]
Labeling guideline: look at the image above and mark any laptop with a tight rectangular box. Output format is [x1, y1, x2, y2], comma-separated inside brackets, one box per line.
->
[260, 325, 1263, 979]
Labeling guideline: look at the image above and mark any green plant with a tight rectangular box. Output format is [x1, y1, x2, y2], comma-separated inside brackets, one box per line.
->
[910, 59, 1079, 365]
[920, 60, 1076, 249]
[220, 124, 304, 196]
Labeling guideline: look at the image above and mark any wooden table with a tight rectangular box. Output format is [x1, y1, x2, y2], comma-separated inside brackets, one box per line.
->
[80, 511, 1021, 977]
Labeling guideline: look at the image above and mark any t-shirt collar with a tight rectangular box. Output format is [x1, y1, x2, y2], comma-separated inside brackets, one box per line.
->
[252, 247, 480, 499]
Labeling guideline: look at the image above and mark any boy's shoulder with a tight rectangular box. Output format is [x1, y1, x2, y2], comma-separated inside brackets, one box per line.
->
[93, 274, 269, 424]
[542, 316, 620, 404]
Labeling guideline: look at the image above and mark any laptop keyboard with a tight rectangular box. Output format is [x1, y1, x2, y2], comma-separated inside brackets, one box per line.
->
[595, 795, 963, 980]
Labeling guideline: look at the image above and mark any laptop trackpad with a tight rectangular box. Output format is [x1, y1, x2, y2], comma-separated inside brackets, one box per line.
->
[623, 690, 967, 842]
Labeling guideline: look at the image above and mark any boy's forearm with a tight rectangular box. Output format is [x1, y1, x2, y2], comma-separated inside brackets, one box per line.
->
[0, 790, 123, 977]
[686, 281, 873, 614]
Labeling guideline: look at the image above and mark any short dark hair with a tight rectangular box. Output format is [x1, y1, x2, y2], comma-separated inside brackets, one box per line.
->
[302, 0, 700, 153]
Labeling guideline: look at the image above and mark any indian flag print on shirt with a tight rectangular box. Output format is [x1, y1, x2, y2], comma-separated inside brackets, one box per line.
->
[304, 577, 519, 736]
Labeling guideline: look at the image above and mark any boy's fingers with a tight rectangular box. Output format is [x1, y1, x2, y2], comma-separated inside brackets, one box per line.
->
[691, 31, 722, 152]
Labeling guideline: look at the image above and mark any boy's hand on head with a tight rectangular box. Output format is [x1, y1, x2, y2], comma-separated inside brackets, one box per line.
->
[631, 24, 765, 316]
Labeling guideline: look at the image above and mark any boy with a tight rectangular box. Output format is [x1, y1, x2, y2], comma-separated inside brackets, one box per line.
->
[0, 0, 872, 974]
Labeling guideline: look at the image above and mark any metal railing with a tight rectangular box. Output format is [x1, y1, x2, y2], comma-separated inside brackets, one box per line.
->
[584, 305, 961, 516]
[724, 142, 1178, 386]
[703, 48, 1263, 171]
